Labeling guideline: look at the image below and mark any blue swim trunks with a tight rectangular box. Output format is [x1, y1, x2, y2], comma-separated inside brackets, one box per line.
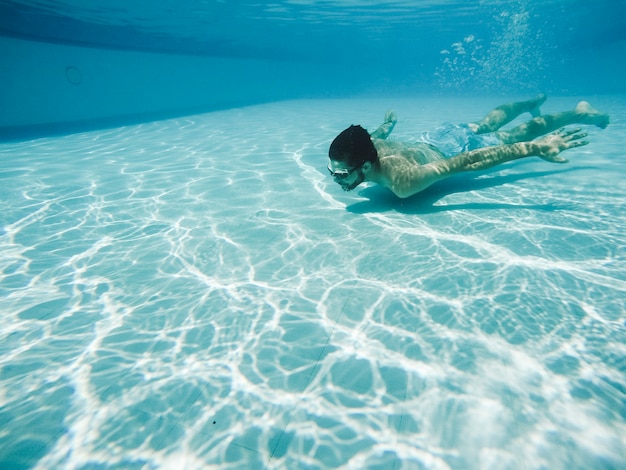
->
[420, 123, 502, 158]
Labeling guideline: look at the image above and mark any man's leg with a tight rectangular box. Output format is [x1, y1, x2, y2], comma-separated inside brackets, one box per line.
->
[496, 101, 610, 144]
[468, 94, 547, 134]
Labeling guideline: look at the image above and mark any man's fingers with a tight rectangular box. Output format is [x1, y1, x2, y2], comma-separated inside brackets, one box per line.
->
[558, 128, 589, 141]
[569, 131, 588, 141]
[566, 139, 589, 149]
[559, 127, 583, 137]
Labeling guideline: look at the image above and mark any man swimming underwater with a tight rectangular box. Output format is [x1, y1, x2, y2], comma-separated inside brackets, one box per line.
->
[327, 95, 610, 198]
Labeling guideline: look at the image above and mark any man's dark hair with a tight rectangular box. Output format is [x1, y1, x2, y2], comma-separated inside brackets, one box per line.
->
[329, 125, 378, 168]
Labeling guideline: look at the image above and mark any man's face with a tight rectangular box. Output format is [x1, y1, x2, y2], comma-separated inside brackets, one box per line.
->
[327, 160, 364, 192]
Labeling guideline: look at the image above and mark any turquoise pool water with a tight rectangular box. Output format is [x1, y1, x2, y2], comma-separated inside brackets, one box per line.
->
[1, 96, 625, 468]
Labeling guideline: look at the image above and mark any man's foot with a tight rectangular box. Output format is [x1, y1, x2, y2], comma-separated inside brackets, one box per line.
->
[528, 93, 547, 117]
[575, 101, 610, 128]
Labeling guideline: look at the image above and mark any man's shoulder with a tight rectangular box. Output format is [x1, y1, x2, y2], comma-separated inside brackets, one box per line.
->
[378, 140, 446, 165]
[372, 138, 402, 157]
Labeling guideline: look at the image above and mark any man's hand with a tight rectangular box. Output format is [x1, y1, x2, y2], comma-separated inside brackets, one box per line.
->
[535, 128, 589, 163]
[384, 110, 397, 125]
[371, 111, 398, 140]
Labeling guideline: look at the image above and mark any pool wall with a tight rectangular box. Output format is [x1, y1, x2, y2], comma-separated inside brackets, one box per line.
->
[3, 26, 625, 141]
[0, 36, 332, 138]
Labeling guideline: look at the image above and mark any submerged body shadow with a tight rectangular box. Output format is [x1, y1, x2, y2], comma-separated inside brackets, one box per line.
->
[346, 166, 593, 215]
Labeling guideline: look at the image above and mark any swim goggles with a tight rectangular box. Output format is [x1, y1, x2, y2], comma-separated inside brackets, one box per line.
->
[327, 163, 357, 179]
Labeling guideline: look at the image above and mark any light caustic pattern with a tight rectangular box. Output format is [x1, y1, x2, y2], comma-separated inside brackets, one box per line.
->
[1, 98, 625, 469]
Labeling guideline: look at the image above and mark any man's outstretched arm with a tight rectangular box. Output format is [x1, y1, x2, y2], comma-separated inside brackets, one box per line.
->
[441, 127, 588, 173]
[388, 128, 588, 198]
[370, 111, 398, 140]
